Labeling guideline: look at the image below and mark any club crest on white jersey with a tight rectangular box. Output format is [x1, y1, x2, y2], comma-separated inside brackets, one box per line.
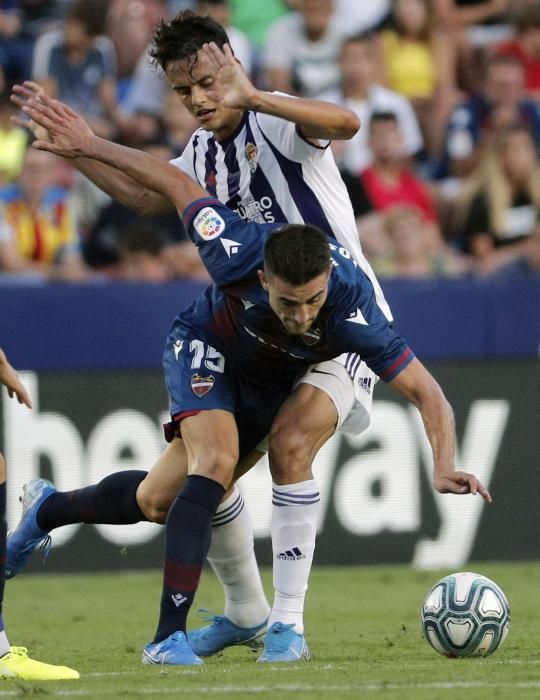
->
[194, 207, 225, 240]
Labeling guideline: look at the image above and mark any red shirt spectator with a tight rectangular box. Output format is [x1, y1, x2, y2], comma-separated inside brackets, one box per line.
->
[360, 164, 438, 222]
[493, 6, 540, 98]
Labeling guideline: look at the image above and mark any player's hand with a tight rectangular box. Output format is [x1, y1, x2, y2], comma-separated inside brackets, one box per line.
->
[433, 470, 492, 503]
[202, 42, 259, 110]
[17, 91, 95, 159]
[10, 81, 53, 143]
[0, 350, 32, 409]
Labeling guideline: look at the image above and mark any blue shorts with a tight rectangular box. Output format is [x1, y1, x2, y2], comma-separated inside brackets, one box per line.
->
[162, 326, 294, 460]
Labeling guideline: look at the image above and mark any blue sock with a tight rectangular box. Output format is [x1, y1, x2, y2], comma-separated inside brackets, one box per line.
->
[153, 474, 225, 643]
[37, 470, 148, 531]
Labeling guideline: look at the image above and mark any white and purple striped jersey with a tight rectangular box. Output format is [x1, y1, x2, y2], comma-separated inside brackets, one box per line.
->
[170, 100, 392, 321]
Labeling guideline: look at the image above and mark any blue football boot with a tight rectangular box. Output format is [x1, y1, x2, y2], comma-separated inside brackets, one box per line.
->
[6, 479, 55, 578]
[142, 631, 203, 666]
[257, 622, 311, 663]
[188, 610, 267, 656]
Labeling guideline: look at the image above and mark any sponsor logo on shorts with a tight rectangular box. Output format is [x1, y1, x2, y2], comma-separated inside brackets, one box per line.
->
[191, 373, 215, 397]
[193, 207, 225, 240]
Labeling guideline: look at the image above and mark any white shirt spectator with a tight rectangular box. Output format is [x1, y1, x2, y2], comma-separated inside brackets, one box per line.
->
[333, 0, 391, 33]
[321, 84, 424, 174]
[264, 12, 346, 98]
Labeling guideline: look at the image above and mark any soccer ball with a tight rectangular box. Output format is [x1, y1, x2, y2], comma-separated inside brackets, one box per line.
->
[420, 572, 510, 657]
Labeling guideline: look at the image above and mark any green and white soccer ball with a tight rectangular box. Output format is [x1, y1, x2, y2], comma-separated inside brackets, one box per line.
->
[420, 572, 510, 657]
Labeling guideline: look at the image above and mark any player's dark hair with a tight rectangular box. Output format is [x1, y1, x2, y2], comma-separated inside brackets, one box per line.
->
[69, 0, 108, 37]
[264, 225, 332, 286]
[150, 10, 231, 73]
[369, 111, 399, 130]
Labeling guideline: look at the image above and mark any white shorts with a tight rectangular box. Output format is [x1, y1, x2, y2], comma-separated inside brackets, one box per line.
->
[296, 354, 377, 435]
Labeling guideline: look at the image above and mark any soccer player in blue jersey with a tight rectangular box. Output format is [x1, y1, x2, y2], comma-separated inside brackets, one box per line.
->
[0, 349, 79, 680]
[9, 94, 491, 666]
[10, 11, 386, 658]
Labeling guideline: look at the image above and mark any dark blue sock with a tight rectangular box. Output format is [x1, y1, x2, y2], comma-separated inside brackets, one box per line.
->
[154, 474, 225, 643]
[0, 482, 6, 620]
[37, 470, 149, 531]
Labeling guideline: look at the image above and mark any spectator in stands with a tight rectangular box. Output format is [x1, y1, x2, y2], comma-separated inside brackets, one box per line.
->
[106, 0, 169, 80]
[455, 123, 540, 274]
[343, 112, 442, 255]
[229, 0, 291, 51]
[322, 32, 423, 176]
[494, 5, 540, 100]
[263, 0, 345, 97]
[379, 0, 457, 157]
[332, 0, 391, 35]
[32, 0, 122, 139]
[371, 204, 468, 278]
[0, 86, 27, 183]
[0, 0, 66, 90]
[493, 227, 540, 276]
[118, 221, 208, 281]
[0, 144, 88, 279]
[441, 53, 540, 179]
[434, 0, 512, 92]
[195, 0, 252, 76]
[117, 222, 172, 282]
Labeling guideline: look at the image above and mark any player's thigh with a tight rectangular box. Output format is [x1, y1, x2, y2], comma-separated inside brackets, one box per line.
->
[0, 452, 5, 481]
[181, 409, 239, 487]
[268, 382, 337, 483]
[136, 438, 189, 521]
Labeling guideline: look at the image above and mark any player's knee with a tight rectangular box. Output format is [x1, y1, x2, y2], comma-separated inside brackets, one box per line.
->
[268, 419, 313, 484]
[136, 482, 172, 524]
[191, 449, 238, 488]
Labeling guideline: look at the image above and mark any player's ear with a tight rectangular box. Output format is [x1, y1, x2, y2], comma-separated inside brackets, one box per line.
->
[258, 269, 269, 290]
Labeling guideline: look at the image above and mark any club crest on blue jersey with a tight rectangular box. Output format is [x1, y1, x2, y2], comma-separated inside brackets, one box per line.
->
[193, 207, 225, 240]
[191, 373, 215, 397]
[244, 142, 258, 173]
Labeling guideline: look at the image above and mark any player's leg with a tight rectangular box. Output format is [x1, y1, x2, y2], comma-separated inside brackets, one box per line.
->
[143, 409, 237, 666]
[6, 467, 149, 578]
[259, 357, 373, 663]
[0, 453, 78, 680]
[186, 446, 270, 656]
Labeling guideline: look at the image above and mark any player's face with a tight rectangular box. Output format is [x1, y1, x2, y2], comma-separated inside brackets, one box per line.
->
[259, 269, 331, 335]
[165, 51, 243, 141]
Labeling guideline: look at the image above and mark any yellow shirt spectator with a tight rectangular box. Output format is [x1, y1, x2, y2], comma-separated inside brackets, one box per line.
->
[381, 29, 436, 99]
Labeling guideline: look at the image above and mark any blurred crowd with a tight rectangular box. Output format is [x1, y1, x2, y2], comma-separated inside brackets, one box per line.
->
[0, 0, 539, 283]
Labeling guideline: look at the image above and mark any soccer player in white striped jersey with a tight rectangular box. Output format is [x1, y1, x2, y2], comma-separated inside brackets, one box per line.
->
[10, 10, 393, 661]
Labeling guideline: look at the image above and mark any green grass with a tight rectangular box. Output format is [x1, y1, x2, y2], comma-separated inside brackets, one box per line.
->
[2, 562, 539, 699]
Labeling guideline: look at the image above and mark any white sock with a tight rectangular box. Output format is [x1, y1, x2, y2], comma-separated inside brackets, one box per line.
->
[0, 629, 9, 657]
[269, 479, 320, 635]
[207, 486, 270, 629]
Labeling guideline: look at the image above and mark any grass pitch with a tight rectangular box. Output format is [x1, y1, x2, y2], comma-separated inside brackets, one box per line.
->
[2, 562, 539, 699]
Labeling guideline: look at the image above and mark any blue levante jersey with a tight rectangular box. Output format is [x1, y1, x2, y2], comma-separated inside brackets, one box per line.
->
[175, 198, 414, 387]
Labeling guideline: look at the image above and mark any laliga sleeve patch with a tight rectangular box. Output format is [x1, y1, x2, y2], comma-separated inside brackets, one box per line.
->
[193, 207, 226, 240]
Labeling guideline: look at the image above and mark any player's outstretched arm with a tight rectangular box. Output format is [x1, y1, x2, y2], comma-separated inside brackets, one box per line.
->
[20, 94, 206, 216]
[202, 42, 360, 141]
[0, 348, 32, 409]
[389, 357, 492, 503]
[11, 82, 173, 217]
